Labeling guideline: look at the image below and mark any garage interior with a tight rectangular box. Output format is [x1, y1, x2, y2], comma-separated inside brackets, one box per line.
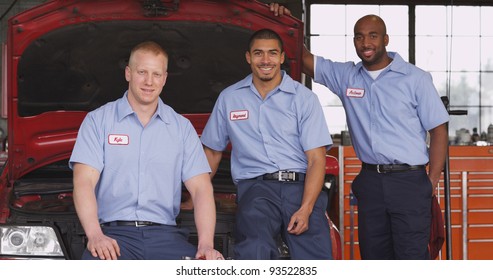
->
[1, 0, 492, 260]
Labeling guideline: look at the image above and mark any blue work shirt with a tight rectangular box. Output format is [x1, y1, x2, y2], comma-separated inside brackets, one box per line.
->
[201, 71, 332, 183]
[315, 52, 449, 165]
[69, 92, 211, 225]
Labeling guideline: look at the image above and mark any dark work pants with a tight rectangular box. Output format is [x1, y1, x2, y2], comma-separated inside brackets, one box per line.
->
[234, 179, 332, 260]
[82, 225, 196, 260]
[351, 168, 432, 260]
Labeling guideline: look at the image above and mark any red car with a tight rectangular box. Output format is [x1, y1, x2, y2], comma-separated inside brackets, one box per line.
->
[0, 0, 339, 259]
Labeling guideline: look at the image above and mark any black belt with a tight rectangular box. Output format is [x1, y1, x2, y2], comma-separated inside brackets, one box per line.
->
[361, 162, 426, 173]
[257, 171, 305, 182]
[100, 221, 163, 227]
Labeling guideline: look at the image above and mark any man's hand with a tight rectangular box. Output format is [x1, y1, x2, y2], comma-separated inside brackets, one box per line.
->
[269, 3, 292, 16]
[196, 245, 225, 260]
[287, 208, 311, 235]
[430, 177, 440, 196]
[86, 233, 121, 260]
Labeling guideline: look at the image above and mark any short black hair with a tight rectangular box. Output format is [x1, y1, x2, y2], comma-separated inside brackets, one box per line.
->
[247, 28, 284, 52]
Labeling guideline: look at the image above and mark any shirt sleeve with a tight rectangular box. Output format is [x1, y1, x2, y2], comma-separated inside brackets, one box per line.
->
[201, 93, 230, 151]
[416, 71, 450, 131]
[69, 112, 104, 172]
[314, 56, 359, 99]
[297, 87, 333, 152]
[181, 119, 212, 182]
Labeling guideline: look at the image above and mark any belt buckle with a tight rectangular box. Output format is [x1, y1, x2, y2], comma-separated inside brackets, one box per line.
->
[134, 221, 146, 227]
[377, 165, 386, 174]
[278, 171, 295, 181]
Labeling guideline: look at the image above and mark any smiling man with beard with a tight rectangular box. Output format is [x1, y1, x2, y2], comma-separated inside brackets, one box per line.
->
[201, 29, 334, 260]
[271, 5, 450, 260]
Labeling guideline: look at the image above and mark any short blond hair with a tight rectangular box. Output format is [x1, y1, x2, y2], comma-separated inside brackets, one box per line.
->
[128, 41, 168, 66]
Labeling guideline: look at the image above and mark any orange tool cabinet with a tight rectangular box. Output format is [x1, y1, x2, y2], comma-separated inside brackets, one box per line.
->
[330, 145, 493, 260]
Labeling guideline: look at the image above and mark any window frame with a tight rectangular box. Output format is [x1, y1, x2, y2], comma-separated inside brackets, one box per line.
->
[305, 1, 493, 139]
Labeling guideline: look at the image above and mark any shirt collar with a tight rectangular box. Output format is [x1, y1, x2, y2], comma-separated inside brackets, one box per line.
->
[116, 91, 169, 124]
[356, 51, 408, 76]
[234, 70, 297, 96]
[386, 52, 408, 75]
[277, 71, 297, 95]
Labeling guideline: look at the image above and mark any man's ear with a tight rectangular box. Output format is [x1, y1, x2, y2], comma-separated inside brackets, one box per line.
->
[125, 66, 131, 82]
[245, 51, 251, 65]
[162, 71, 168, 86]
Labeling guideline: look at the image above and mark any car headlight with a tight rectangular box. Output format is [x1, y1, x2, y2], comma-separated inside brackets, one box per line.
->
[0, 226, 64, 258]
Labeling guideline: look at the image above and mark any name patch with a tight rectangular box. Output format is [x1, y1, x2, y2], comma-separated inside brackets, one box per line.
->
[108, 134, 129, 145]
[346, 88, 365, 98]
[230, 110, 249, 121]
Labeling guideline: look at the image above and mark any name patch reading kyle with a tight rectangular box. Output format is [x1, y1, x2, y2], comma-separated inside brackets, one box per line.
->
[108, 134, 129, 145]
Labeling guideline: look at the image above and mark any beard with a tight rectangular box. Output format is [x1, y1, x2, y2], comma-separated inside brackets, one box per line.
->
[259, 75, 275, 82]
[358, 47, 386, 67]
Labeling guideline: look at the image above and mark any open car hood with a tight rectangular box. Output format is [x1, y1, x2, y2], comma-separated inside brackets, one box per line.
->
[5, 0, 303, 180]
